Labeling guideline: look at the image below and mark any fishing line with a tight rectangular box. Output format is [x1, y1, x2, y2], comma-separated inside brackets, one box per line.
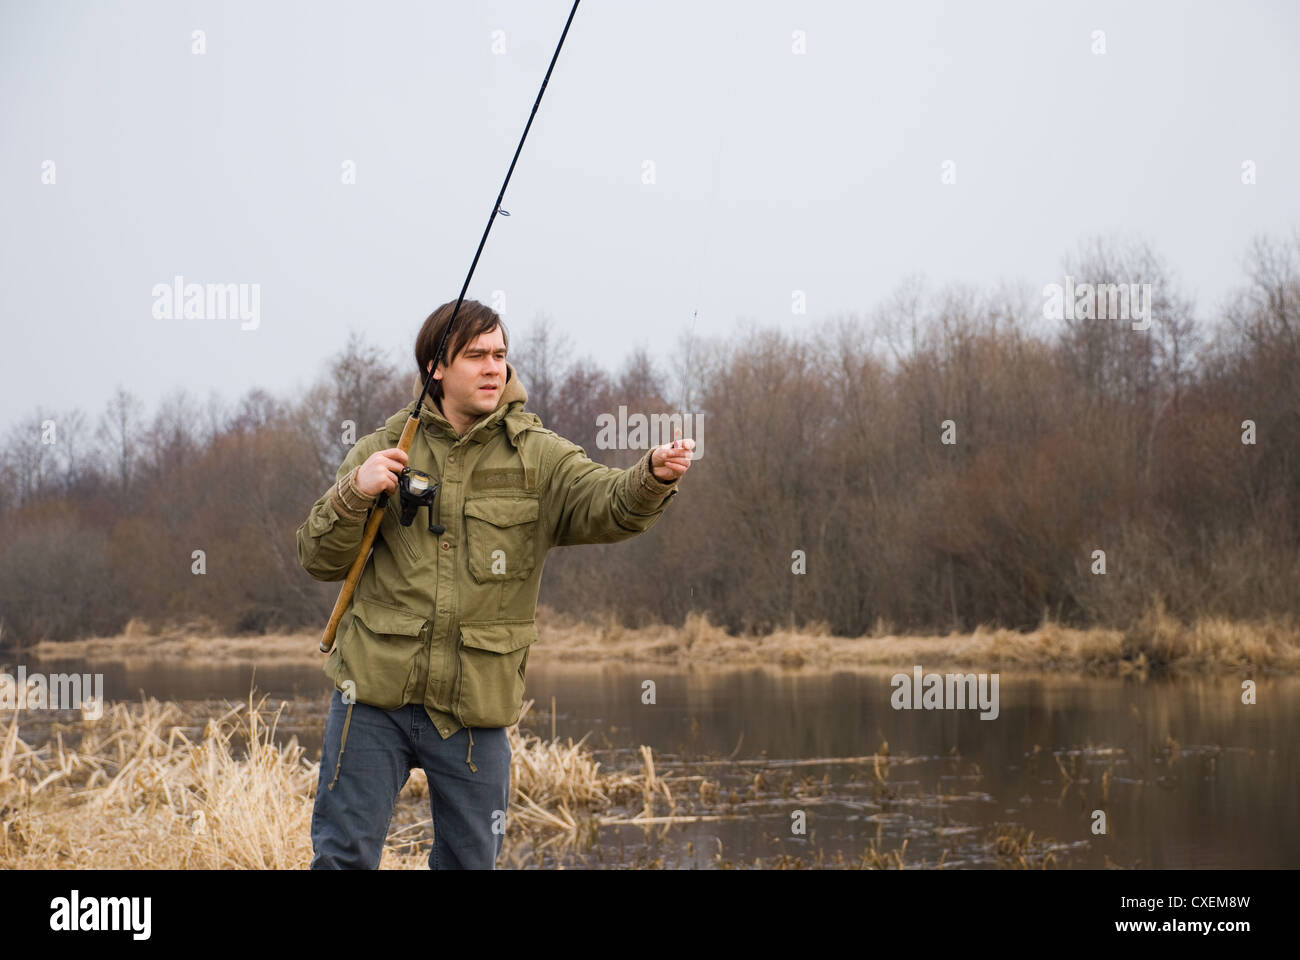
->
[674, 90, 725, 452]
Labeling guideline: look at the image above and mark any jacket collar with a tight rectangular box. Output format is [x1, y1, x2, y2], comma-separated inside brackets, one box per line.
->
[408, 361, 529, 445]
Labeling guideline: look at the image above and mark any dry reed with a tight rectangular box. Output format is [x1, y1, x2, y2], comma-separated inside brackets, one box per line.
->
[28, 601, 1300, 676]
[0, 695, 658, 869]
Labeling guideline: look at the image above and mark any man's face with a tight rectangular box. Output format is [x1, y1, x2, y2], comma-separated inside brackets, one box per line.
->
[428, 326, 507, 422]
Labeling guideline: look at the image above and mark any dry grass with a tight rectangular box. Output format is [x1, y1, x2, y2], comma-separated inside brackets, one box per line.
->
[0, 694, 318, 868]
[530, 602, 1300, 676]
[24, 615, 318, 665]
[0, 694, 662, 870]
[26, 602, 1299, 676]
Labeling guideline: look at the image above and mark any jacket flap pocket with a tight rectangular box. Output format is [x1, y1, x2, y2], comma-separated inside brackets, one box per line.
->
[460, 621, 538, 654]
[352, 598, 427, 637]
[464, 497, 539, 528]
[308, 504, 337, 536]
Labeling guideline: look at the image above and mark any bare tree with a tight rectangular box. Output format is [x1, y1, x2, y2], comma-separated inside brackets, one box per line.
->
[551, 357, 612, 454]
[53, 407, 93, 492]
[6, 233, 1300, 644]
[508, 313, 574, 428]
[140, 388, 201, 484]
[2, 410, 58, 507]
[329, 329, 405, 438]
[96, 385, 145, 497]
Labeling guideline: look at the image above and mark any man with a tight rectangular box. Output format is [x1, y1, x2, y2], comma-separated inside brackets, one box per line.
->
[296, 299, 693, 869]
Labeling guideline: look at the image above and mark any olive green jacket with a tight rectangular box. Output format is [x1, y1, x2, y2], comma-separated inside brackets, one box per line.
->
[295, 362, 679, 764]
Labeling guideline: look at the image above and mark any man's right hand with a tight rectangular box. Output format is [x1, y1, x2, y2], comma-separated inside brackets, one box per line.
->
[355, 447, 409, 497]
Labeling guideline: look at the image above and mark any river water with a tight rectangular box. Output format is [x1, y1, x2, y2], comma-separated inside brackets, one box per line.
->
[10, 655, 1297, 869]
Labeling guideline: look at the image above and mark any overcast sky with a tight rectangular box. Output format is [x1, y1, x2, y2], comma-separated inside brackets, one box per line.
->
[2, 0, 1297, 435]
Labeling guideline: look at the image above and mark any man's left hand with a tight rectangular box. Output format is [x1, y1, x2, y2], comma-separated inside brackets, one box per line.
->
[651, 437, 696, 483]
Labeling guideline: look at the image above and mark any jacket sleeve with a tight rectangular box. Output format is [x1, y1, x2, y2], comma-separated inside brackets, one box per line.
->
[295, 432, 387, 581]
[541, 434, 680, 547]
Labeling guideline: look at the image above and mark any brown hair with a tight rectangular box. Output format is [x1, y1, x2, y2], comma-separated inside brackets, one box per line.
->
[413, 299, 509, 405]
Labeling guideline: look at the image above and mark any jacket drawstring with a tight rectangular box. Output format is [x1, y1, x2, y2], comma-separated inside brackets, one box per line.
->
[465, 727, 477, 773]
[327, 699, 355, 791]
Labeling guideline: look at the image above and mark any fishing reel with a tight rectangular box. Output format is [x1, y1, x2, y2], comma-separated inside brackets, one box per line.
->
[395, 467, 445, 535]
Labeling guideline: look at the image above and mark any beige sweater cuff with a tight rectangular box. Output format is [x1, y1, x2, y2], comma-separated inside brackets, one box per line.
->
[330, 466, 377, 520]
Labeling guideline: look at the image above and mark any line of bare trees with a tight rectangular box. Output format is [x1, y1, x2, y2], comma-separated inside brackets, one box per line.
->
[1, 234, 1297, 648]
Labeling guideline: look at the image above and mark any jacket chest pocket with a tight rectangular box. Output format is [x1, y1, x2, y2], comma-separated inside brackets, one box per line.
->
[463, 497, 539, 583]
[455, 621, 537, 728]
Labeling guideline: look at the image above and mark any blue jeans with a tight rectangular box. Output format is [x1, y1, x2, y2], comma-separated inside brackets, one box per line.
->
[310, 689, 511, 869]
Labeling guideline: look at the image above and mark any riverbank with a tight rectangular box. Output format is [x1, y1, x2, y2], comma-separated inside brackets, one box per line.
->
[17, 604, 1299, 676]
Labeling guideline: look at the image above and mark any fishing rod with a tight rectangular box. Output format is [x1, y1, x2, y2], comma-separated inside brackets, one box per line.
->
[319, 0, 583, 654]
